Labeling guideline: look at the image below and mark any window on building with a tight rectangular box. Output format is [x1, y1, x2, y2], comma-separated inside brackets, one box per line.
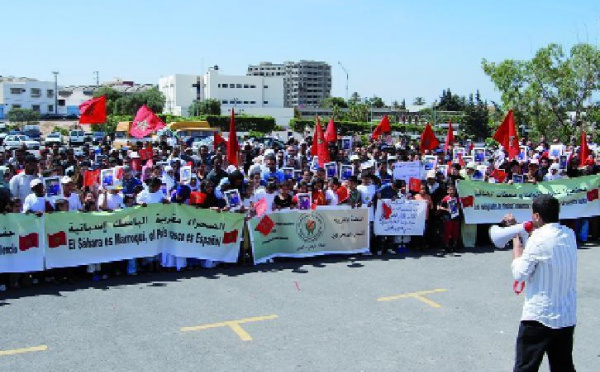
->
[12, 104, 21, 109]
[263, 101, 269, 105]
[264, 85, 269, 88]
[250, 101, 256, 104]
[243, 84, 249, 88]
[48, 105, 54, 112]
[58, 99, 66, 106]
[222, 100, 228, 104]
[218, 84, 221, 88]
[250, 85, 256, 88]
[236, 84, 242, 88]
[47, 89, 54, 98]
[30, 88, 41, 97]
[243, 101, 248, 104]
[10, 88, 23, 94]
[31, 105, 40, 112]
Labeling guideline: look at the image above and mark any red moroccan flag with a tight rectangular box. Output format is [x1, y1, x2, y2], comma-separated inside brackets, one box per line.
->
[130, 104, 166, 139]
[83, 169, 100, 187]
[325, 117, 337, 143]
[457, 153, 465, 167]
[460, 196, 474, 208]
[189, 192, 207, 205]
[580, 130, 589, 168]
[491, 169, 507, 183]
[409, 178, 421, 193]
[587, 189, 599, 202]
[255, 215, 275, 236]
[48, 231, 67, 248]
[382, 202, 392, 219]
[227, 109, 239, 167]
[444, 120, 454, 152]
[19, 233, 39, 251]
[372, 115, 391, 140]
[214, 132, 226, 147]
[493, 110, 520, 160]
[313, 117, 330, 167]
[222, 230, 239, 245]
[254, 197, 267, 217]
[79, 95, 107, 124]
[420, 123, 440, 154]
[311, 116, 322, 156]
[139, 147, 153, 161]
[336, 185, 349, 203]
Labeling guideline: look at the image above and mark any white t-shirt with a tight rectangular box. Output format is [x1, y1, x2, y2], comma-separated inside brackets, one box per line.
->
[136, 190, 164, 205]
[98, 192, 124, 210]
[64, 193, 83, 211]
[253, 190, 276, 214]
[22, 194, 49, 213]
[357, 184, 376, 205]
[325, 189, 339, 205]
[10, 174, 38, 202]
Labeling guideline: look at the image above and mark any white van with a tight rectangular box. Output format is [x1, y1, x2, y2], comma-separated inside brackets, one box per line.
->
[69, 130, 86, 146]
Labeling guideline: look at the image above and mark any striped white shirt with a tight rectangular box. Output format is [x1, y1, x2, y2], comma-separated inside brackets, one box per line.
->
[511, 223, 577, 329]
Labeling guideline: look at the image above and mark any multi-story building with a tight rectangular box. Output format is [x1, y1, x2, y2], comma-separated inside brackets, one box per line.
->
[0, 76, 58, 119]
[159, 74, 202, 117]
[247, 61, 332, 108]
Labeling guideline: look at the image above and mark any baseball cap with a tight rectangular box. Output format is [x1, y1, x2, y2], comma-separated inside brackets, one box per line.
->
[60, 176, 73, 184]
[30, 179, 42, 188]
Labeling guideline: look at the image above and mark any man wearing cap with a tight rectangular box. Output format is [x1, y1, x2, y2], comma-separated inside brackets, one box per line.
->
[22, 179, 52, 215]
[9, 155, 39, 201]
[544, 163, 563, 181]
[61, 176, 83, 211]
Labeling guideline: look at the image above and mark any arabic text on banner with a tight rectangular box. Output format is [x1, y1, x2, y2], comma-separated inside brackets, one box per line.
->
[457, 175, 600, 224]
[0, 213, 44, 273]
[248, 206, 369, 264]
[373, 200, 427, 236]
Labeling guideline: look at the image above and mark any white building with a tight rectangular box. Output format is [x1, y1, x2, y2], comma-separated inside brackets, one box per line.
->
[159, 66, 294, 126]
[0, 77, 59, 119]
[158, 74, 201, 117]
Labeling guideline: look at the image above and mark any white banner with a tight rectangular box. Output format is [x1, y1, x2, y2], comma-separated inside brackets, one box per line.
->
[393, 161, 422, 184]
[374, 200, 427, 236]
[0, 214, 45, 273]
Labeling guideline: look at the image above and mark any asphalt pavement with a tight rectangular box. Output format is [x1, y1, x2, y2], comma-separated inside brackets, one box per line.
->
[1, 242, 599, 372]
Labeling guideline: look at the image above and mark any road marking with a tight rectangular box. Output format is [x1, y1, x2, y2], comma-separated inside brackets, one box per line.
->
[181, 314, 278, 341]
[378, 289, 448, 308]
[0, 345, 48, 356]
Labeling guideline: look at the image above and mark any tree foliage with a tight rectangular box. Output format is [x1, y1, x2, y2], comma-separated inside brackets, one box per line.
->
[188, 99, 221, 116]
[93, 87, 165, 116]
[7, 108, 40, 125]
[413, 97, 426, 106]
[482, 42, 600, 140]
[437, 89, 465, 111]
[320, 97, 348, 109]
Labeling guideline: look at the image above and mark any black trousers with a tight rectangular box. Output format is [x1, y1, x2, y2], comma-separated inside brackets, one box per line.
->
[514, 321, 576, 372]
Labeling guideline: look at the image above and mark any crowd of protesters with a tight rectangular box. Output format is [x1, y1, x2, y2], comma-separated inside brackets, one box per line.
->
[1, 129, 599, 292]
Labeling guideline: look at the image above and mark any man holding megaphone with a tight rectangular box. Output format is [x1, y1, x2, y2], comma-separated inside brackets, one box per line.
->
[501, 194, 577, 372]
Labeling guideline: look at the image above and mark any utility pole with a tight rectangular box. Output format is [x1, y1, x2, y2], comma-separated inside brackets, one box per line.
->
[338, 61, 348, 102]
[51, 71, 59, 115]
[93, 71, 99, 86]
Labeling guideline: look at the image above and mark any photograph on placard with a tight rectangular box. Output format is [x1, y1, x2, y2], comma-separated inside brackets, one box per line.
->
[471, 165, 487, 181]
[462, 155, 474, 164]
[512, 174, 524, 184]
[296, 193, 312, 210]
[294, 169, 303, 182]
[559, 154, 569, 170]
[43, 176, 62, 198]
[282, 167, 295, 181]
[472, 147, 486, 163]
[549, 145, 563, 158]
[324, 162, 338, 179]
[224, 189, 242, 210]
[310, 157, 319, 171]
[340, 164, 354, 181]
[180, 166, 192, 184]
[341, 136, 352, 150]
[448, 199, 459, 219]
[436, 165, 448, 178]
[423, 155, 438, 171]
[453, 147, 466, 160]
[100, 168, 116, 189]
[518, 146, 528, 161]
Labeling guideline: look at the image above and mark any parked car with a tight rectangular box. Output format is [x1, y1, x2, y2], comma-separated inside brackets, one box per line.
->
[22, 124, 41, 140]
[92, 131, 106, 145]
[69, 130, 86, 146]
[3, 134, 40, 151]
[44, 132, 64, 147]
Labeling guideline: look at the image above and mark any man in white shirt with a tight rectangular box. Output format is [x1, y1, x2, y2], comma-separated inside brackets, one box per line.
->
[505, 194, 577, 372]
[9, 155, 39, 202]
[61, 176, 83, 211]
[22, 179, 51, 215]
[136, 177, 168, 205]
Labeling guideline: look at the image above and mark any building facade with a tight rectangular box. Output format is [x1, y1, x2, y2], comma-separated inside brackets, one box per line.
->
[247, 61, 332, 108]
[158, 74, 201, 117]
[0, 77, 58, 119]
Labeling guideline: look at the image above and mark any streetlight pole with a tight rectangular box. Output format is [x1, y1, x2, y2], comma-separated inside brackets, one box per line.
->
[51, 71, 59, 115]
[338, 61, 348, 102]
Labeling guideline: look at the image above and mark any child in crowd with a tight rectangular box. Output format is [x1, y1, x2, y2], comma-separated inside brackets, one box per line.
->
[438, 183, 461, 255]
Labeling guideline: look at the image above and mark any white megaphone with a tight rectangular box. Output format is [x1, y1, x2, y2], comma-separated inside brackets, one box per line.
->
[489, 221, 534, 248]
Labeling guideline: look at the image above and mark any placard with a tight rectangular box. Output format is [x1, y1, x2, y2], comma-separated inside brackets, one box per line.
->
[373, 200, 427, 236]
[392, 161, 422, 184]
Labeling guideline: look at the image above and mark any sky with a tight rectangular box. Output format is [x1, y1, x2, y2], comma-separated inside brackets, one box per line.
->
[2, 0, 600, 106]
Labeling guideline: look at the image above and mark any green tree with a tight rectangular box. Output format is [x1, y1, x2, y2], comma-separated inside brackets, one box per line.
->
[482, 42, 600, 140]
[348, 92, 361, 106]
[437, 88, 465, 111]
[320, 97, 348, 109]
[367, 96, 385, 108]
[461, 90, 490, 141]
[188, 98, 221, 116]
[413, 97, 426, 106]
[400, 99, 406, 110]
[7, 108, 40, 126]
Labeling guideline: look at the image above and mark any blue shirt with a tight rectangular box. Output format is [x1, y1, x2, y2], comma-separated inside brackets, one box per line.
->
[122, 176, 142, 195]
